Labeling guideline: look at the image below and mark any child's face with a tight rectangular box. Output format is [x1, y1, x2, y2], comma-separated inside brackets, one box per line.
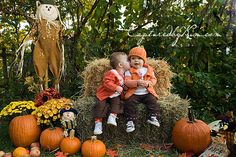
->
[130, 56, 144, 69]
[119, 55, 130, 71]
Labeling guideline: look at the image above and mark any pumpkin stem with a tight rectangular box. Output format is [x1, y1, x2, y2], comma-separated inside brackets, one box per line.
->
[91, 136, 97, 142]
[188, 106, 195, 122]
[69, 129, 75, 139]
[21, 109, 29, 116]
[49, 122, 56, 129]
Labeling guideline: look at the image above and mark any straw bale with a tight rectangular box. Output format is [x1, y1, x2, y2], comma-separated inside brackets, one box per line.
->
[82, 58, 111, 97]
[147, 58, 174, 98]
[158, 94, 189, 142]
[75, 94, 189, 144]
[81, 58, 174, 98]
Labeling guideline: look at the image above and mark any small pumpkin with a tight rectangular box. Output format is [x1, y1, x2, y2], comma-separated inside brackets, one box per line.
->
[40, 127, 64, 151]
[9, 115, 41, 147]
[30, 142, 40, 149]
[12, 147, 28, 157]
[0, 151, 5, 157]
[81, 136, 106, 157]
[172, 106, 211, 155]
[60, 130, 81, 155]
[3, 153, 12, 157]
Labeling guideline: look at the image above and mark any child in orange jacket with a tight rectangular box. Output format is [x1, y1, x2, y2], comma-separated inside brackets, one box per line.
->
[93, 52, 130, 135]
[124, 46, 161, 133]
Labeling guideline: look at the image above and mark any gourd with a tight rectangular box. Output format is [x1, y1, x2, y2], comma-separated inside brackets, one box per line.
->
[12, 147, 28, 157]
[60, 130, 81, 155]
[9, 115, 41, 147]
[40, 127, 64, 151]
[81, 136, 106, 157]
[29, 147, 40, 157]
[172, 106, 211, 155]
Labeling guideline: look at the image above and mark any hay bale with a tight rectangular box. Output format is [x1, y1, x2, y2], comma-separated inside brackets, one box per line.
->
[82, 58, 111, 97]
[75, 94, 189, 144]
[158, 94, 189, 142]
[147, 58, 174, 98]
[81, 58, 174, 98]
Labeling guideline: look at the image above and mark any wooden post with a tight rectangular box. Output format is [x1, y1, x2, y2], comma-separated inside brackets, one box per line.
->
[45, 68, 48, 89]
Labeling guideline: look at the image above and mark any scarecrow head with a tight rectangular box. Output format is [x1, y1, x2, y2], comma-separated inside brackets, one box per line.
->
[60, 103, 78, 122]
[36, 0, 59, 21]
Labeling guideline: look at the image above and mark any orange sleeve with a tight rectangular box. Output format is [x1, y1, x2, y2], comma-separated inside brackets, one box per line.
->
[102, 71, 118, 92]
[148, 71, 157, 86]
[125, 76, 138, 88]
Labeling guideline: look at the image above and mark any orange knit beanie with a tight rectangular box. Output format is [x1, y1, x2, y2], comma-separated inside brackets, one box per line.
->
[128, 46, 147, 63]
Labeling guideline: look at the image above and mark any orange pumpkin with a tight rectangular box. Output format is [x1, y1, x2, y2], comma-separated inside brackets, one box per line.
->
[40, 127, 64, 151]
[60, 130, 81, 155]
[9, 115, 41, 147]
[81, 136, 106, 157]
[172, 106, 211, 155]
[12, 147, 28, 157]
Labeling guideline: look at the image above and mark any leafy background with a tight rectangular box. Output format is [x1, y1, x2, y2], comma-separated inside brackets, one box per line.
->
[0, 0, 235, 122]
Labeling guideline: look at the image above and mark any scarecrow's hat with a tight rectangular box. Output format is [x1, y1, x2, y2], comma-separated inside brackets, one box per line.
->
[40, 0, 55, 5]
[59, 104, 78, 116]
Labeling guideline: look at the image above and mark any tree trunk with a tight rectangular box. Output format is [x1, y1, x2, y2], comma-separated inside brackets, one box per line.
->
[1, 47, 9, 85]
[232, 30, 236, 48]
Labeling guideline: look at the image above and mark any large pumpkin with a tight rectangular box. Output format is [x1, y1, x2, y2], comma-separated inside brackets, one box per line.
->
[40, 127, 64, 151]
[172, 106, 211, 155]
[60, 130, 81, 155]
[9, 115, 41, 147]
[81, 136, 106, 157]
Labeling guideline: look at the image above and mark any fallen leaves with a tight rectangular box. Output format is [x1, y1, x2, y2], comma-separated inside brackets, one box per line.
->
[106, 149, 119, 157]
[140, 143, 155, 151]
[140, 143, 173, 151]
[177, 152, 194, 157]
[54, 151, 68, 157]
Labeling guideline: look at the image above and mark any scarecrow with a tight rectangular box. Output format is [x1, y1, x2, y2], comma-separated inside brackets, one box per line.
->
[60, 103, 79, 137]
[14, 0, 65, 92]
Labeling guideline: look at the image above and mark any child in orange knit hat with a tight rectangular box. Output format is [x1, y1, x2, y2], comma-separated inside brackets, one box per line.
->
[124, 46, 161, 133]
[93, 52, 130, 135]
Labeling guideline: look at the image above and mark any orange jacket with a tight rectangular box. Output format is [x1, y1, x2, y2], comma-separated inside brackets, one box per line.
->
[124, 64, 158, 99]
[96, 70, 124, 101]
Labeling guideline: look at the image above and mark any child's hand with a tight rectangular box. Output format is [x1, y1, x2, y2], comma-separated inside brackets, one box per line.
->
[116, 86, 123, 93]
[138, 80, 149, 87]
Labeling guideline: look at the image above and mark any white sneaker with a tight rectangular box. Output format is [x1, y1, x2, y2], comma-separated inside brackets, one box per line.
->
[126, 121, 135, 133]
[93, 121, 103, 135]
[147, 116, 160, 127]
[107, 114, 117, 126]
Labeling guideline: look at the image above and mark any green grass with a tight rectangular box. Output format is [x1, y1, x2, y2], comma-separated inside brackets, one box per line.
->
[0, 120, 178, 157]
[0, 121, 14, 152]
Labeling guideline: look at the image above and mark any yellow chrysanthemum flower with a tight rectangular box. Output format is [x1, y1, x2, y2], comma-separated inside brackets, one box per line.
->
[53, 116, 58, 121]
[27, 98, 73, 126]
[0, 101, 36, 119]
[49, 113, 54, 117]
[52, 109, 58, 114]
[37, 112, 42, 117]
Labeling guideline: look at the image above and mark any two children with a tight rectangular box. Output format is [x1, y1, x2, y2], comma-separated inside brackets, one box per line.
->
[93, 47, 161, 134]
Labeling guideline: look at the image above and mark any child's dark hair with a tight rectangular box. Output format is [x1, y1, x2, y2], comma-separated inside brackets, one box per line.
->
[110, 52, 127, 69]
